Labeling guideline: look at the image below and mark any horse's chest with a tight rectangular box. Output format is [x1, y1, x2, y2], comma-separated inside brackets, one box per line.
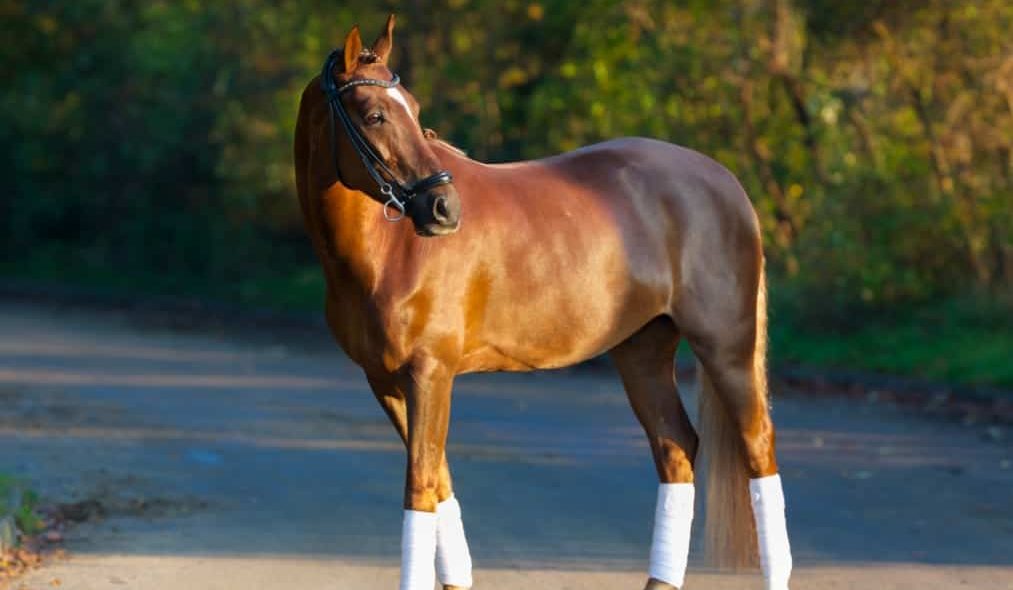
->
[326, 294, 428, 372]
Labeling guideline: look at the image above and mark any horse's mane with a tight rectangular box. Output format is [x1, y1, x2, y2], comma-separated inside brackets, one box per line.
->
[421, 126, 466, 156]
[433, 138, 467, 157]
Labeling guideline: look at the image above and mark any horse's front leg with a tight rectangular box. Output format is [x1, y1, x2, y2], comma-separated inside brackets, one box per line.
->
[402, 357, 455, 590]
[367, 371, 473, 589]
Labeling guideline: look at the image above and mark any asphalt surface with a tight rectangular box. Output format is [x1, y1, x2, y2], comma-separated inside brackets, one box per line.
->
[1, 302, 1011, 589]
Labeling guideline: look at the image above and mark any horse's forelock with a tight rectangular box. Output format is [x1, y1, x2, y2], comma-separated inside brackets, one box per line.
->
[358, 49, 381, 64]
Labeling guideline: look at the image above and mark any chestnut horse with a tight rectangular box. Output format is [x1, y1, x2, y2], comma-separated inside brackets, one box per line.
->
[295, 15, 793, 590]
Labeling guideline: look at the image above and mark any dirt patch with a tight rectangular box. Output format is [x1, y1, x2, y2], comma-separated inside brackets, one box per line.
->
[49, 477, 212, 525]
[47, 501, 104, 526]
[106, 496, 210, 520]
[0, 494, 211, 586]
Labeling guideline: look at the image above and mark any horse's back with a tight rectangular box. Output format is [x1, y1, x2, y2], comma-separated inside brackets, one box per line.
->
[535, 136, 763, 282]
[548, 137, 755, 222]
[540, 137, 765, 345]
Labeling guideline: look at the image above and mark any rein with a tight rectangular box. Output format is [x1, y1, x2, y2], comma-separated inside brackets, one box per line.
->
[320, 49, 453, 221]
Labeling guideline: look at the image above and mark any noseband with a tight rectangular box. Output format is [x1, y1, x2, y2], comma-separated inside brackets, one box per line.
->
[321, 50, 453, 221]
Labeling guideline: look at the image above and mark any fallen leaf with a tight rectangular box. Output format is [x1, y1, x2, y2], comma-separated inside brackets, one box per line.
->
[43, 530, 63, 544]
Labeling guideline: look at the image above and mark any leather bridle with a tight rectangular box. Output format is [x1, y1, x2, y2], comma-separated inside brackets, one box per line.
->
[321, 49, 453, 221]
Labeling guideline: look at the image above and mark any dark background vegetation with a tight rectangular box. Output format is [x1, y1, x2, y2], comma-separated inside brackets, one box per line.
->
[2, 0, 1010, 386]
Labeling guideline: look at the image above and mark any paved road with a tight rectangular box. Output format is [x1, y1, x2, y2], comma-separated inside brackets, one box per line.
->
[1, 302, 1011, 589]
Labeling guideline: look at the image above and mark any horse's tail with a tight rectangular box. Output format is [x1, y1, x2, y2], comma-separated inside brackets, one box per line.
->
[698, 262, 767, 569]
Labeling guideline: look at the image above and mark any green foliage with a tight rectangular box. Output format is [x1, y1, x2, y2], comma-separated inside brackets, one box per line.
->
[770, 295, 1013, 387]
[1, 1, 1011, 382]
[15, 491, 43, 537]
[0, 475, 12, 505]
[0, 475, 43, 539]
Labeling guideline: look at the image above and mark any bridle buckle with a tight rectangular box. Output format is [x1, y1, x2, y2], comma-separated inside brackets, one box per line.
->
[381, 184, 406, 221]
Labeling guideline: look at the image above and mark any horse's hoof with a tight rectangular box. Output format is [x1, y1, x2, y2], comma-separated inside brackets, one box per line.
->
[644, 578, 679, 590]
[443, 586, 469, 590]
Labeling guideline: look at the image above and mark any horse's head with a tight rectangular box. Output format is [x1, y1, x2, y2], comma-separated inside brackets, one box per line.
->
[324, 15, 461, 237]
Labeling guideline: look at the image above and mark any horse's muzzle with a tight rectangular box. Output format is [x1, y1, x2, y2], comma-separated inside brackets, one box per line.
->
[413, 187, 461, 237]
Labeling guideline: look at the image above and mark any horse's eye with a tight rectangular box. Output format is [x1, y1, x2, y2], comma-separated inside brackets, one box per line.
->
[365, 112, 384, 126]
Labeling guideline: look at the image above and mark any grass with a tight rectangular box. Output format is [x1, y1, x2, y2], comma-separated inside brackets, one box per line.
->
[769, 297, 1013, 389]
[0, 474, 44, 541]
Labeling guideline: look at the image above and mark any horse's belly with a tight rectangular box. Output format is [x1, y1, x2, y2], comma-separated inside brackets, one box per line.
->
[458, 342, 598, 373]
[459, 299, 663, 373]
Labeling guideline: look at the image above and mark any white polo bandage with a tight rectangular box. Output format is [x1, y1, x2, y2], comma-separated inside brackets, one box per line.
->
[648, 482, 695, 588]
[400, 510, 438, 590]
[750, 474, 792, 590]
[436, 495, 473, 587]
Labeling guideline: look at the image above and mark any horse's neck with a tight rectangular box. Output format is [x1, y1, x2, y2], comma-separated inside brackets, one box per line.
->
[320, 185, 395, 298]
[431, 140, 478, 172]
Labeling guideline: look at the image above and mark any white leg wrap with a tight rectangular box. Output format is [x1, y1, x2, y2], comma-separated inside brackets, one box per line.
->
[400, 510, 438, 590]
[750, 474, 792, 590]
[648, 483, 695, 588]
[436, 495, 473, 588]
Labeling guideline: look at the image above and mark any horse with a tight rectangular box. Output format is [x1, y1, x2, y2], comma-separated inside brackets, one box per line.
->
[294, 14, 793, 590]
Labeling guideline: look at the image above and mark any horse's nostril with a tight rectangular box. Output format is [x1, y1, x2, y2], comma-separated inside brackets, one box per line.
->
[433, 196, 450, 222]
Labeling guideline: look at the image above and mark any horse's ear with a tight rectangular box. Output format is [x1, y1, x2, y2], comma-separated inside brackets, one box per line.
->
[343, 26, 363, 74]
[371, 14, 396, 63]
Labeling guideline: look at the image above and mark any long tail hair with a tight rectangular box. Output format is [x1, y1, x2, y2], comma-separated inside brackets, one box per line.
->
[698, 262, 768, 569]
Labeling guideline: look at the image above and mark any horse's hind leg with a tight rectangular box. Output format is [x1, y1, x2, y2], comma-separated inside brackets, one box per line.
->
[610, 317, 697, 590]
[686, 270, 792, 589]
[611, 317, 697, 485]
